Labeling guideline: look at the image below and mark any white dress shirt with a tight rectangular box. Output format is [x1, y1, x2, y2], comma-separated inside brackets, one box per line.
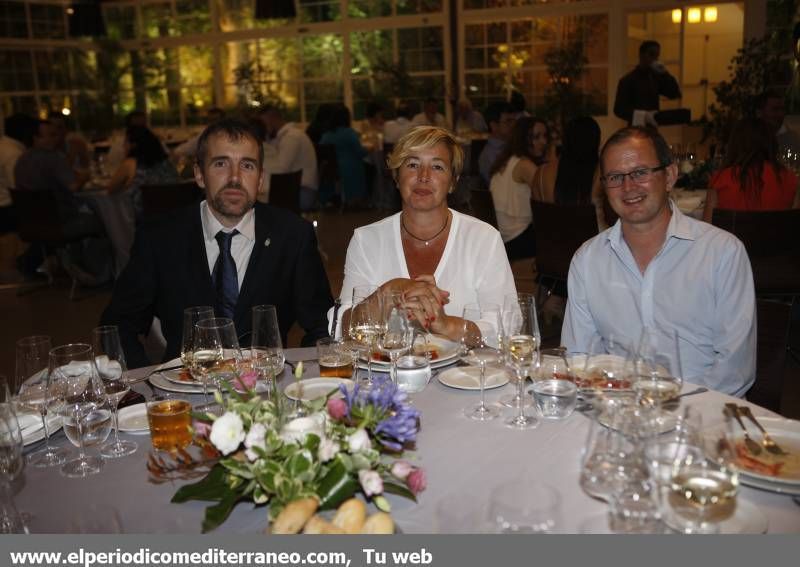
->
[489, 155, 532, 243]
[383, 118, 413, 145]
[262, 123, 318, 199]
[411, 112, 447, 128]
[201, 201, 256, 291]
[561, 204, 756, 397]
[330, 209, 517, 337]
[0, 136, 25, 207]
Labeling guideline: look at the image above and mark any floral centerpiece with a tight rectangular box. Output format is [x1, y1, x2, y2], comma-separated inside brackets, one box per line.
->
[169, 370, 426, 533]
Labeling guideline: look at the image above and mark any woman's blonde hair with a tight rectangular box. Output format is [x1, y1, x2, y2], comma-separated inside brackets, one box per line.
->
[387, 126, 464, 189]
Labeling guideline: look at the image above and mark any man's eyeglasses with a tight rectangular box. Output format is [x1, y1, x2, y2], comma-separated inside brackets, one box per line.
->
[601, 165, 668, 188]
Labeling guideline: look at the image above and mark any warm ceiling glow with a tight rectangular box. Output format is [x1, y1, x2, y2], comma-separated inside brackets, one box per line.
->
[687, 7, 702, 23]
[704, 6, 718, 22]
[672, 9, 682, 24]
[61, 108, 71, 116]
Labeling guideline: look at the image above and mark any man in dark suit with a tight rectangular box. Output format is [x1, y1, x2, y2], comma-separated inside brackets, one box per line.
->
[101, 118, 333, 368]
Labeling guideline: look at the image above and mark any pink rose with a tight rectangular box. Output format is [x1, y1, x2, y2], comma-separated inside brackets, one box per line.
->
[391, 460, 413, 481]
[406, 468, 427, 495]
[192, 420, 212, 439]
[234, 370, 258, 392]
[327, 398, 348, 421]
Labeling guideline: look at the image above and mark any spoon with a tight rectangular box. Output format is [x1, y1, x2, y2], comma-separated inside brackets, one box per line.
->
[663, 386, 708, 404]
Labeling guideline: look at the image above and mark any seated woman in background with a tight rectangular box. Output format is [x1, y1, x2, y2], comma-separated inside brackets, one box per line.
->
[335, 126, 516, 341]
[104, 125, 179, 216]
[703, 117, 800, 222]
[489, 116, 549, 261]
[320, 103, 369, 208]
[531, 116, 609, 231]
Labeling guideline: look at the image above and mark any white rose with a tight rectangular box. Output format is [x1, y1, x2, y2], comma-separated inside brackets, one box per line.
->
[358, 469, 384, 497]
[347, 428, 371, 453]
[318, 438, 340, 462]
[244, 423, 267, 462]
[279, 414, 325, 444]
[209, 412, 245, 456]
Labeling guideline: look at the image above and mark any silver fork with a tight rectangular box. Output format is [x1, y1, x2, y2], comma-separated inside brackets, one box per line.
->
[724, 404, 762, 455]
[738, 406, 790, 456]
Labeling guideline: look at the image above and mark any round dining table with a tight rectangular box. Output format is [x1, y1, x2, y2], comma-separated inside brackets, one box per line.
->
[14, 348, 800, 534]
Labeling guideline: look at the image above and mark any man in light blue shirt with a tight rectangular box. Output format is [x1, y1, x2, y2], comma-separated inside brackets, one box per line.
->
[562, 127, 756, 397]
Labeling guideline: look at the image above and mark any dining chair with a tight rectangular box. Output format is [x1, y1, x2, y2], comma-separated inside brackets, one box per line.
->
[711, 208, 800, 298]
[269, 170, 302, 215]
[140, 182, 203, 219]
[747, 298, 793, 415]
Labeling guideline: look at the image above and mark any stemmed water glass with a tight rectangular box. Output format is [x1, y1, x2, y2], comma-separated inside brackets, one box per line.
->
[181, 306, 214, 386]
[192, 318, 243, 411]
[251, 305, 285, 396]
[377, 290, 413, 385]
[93, 325, 137, 459]
[461, 303, 502, 421]
[633, 329, 683, 421]
[51, 343, 109, 478]
[15, 335, 69, 468]
[500, 292, 539, 410]
[349, 285, 382, 389]
[0, 402, 26, 533]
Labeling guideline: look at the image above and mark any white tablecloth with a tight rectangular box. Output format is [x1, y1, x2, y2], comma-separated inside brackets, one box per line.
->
[14, 347, 800, 533]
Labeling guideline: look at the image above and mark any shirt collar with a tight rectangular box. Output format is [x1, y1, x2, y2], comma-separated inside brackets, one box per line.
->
[606, 199, 696, 250]
[201, 200, 256, 243]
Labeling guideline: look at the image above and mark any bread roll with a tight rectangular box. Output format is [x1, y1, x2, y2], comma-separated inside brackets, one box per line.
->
[361, 512, 395, 534]
[303, 515, 346, 534]
[332, 498, 367, 534]
[271, 497, 319, 534]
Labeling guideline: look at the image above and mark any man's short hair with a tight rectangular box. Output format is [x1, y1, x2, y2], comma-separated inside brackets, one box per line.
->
[4, 113, 37, 147]
[753, 89, 784, 112]
[195, 118, 265, 169]
[258, 103, 281, 117]
[484, 101, 513, 125]
[599, 126, 672, 173]
[639, 40, 660, 55]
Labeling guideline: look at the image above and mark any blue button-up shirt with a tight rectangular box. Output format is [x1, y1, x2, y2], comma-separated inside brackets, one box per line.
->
[561, 204, 756, 397]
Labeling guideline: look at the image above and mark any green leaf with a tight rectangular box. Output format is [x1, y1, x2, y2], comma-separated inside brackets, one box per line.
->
[201, 491, 241, 533]
[316, 460, 358, 510]
[286, 452, 312, 478]
[221, 458, 255, 479]
[171, 465, 229, 503]
[382, 480, 416, 502]
[373, 495, 391, 513]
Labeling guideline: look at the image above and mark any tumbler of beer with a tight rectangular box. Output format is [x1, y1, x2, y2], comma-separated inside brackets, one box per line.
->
[316, 338, 354, 378]
[147, 394, 192, 452]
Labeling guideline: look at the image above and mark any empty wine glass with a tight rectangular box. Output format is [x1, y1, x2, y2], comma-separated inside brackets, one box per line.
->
[193, 318, 243, 411]
[461, 303, 502, 421]
[488, 476, 562, 533]
[52, 343, 109, 478]
[93, 326, 137, 459]
[15, 335, 69, 468]
[633, 329, 683, 416]
[349, 285, 382, 389]
[499, 293, 539, 409]
[378, 290, 413, 385]
[0, 403, 26, 533]
[251, 305, 285, 396]
[181, 306, 214, 387]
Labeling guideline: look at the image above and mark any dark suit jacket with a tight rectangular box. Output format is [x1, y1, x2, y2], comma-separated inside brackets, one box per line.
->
[613, 66, 681, 123]
[101, 202, 333, 368]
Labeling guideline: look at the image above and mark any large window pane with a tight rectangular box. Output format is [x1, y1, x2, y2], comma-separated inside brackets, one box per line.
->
[397, 0, 442, 15]
[35, 50, 70, 91]
[141, 2, 173, 38]
[0, 50, 35, 91]
[104, 4, 137, 39]
[29, 3, 66, 39]
[302, 35, 343, 78]
[0, 1, 28, 38]
[298, 0, 340, 23]
[398, 27, 443, 72]
[175, 0, 212, 34]
[349, 0, 392, 18]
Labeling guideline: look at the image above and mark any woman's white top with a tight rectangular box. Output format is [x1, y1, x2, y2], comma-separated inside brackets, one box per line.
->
[329, 209, 517, 337]
[489, 155, 533, 242]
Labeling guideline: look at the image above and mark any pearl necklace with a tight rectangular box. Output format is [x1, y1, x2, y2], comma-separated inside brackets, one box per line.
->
[401, 212, 450, 246]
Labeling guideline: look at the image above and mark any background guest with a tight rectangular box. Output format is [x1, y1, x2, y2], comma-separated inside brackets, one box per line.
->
[478, 102, 514, 187]
[613, 40, 681, 125]
[0, 113, 37, 233]
[320, 104, 368, 208]
[489, 117, 549, 261]
[453, 98, 487, 136]
[383, 103, 413, 145]
[411, 98, 447, 128]
[703, 117, 800, 222]
[306, 103, 336, 145]
[48, 111, 91, 177]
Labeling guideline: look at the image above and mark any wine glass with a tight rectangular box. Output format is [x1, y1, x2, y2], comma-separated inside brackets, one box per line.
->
[0, 403, 26, 533]
[633, 329, 683, 419]
[377, 290, 413, 385]
[663, 412, 738, 534]
[487, 476, 561, 533]
[51, 343, 109, 478]
[15, 335, 69, 468]
[499, 293, 539, 409]
[461, 303, 502, 421]
[349, 285, 382, 389]
[251, 305, 285, 396]
[181, 306, 214, 380]
[193, 318, 243, 411]
[93, 325, 137, 459]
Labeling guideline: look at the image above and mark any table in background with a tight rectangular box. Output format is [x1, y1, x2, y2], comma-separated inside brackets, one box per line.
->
[77, 188, 135, 276]
[14, 347, 800, 533]
[672, 188, 707, 220]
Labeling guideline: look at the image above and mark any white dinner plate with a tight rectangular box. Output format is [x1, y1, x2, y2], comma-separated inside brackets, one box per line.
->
[284, 378, 354, 402]
[359, 336, 461, 371]
[149, 373, 269, 395]
[436, 366, 509, 391]
[16, 411, 62, 447]
[156, 357, 285, 387]
[738, 472, 800, 496]
[728, 416, 800, 486]
[663, 498, 767, 535]
[117, 403, 149, 434]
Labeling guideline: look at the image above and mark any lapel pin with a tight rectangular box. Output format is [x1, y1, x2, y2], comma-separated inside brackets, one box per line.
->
[264, 238, 271, 247]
